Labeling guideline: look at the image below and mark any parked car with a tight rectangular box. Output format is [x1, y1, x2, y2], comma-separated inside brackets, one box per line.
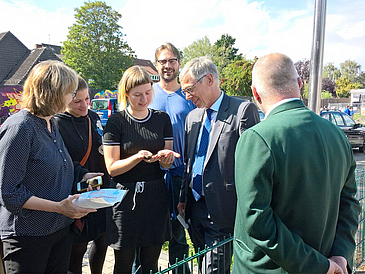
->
[320, 110, 365, 152]
[90, 98, 119, 127]
[258, 110, 265, 121]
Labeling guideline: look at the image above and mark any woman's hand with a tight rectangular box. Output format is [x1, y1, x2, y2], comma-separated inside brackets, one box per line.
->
[157, 149, 180, 168]
[138, 150, 160, 163]
[57, 195, 96, 219]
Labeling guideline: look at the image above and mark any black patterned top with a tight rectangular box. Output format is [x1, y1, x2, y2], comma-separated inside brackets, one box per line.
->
[0, 109, 74, 239]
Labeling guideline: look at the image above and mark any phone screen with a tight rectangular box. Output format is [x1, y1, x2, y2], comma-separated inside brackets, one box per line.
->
[77, 181, 89, 193]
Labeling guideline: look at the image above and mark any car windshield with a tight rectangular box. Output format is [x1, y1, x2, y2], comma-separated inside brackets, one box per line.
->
[91, 100, 108, 111]
[343, 114, 356, 126]
[332, 113, 345, 126]
[258, 111, 265, 120]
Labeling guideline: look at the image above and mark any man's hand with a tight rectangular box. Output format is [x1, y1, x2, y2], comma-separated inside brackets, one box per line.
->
[177, 202, 185, 214]
[329, 256, 348, 274]
[327, 259, 344, 274]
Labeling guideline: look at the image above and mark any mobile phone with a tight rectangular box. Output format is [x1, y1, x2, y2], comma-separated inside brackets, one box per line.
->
[77, 176, 103, 193]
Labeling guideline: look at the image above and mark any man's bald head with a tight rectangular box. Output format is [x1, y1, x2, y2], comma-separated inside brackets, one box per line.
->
[252, 53, 301, 100]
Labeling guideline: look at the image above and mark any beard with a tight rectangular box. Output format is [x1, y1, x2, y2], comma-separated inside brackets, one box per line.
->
[160, 69, 178, 83]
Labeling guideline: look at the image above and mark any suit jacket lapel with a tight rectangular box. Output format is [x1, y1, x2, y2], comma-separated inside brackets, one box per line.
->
[204, 94, 231, 168]
[187, 108, 204, 167]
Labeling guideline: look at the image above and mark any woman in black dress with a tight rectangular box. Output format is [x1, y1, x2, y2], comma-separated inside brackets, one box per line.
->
[54, 76, 111, 274]
[103, 66, 179, 274]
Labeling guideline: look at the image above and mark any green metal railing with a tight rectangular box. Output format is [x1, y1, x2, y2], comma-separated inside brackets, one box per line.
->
[154, 169, 365, 274]
[355, 169, 365, 271]
[154, 237, 233, 274]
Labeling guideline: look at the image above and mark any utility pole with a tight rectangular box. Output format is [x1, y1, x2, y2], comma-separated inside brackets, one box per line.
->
[308, 0, 327, 114]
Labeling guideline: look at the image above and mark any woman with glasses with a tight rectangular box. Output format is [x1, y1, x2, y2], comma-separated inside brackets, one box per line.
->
[54, 76, 110, 274]
[103, 65, 179, 274]
[0, 61, 97, 274]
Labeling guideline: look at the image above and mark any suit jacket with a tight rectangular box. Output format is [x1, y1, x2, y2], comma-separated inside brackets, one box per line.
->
[233, 100, 360, 274]
[180, 93, 259, 232]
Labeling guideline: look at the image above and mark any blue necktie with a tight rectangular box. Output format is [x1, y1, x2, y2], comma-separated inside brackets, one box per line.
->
[192, 109, 213, 201]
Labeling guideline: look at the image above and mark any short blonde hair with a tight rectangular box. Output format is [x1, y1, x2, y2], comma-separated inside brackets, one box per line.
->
[118, 66, 153, 110]
[21, 60, 78, 116]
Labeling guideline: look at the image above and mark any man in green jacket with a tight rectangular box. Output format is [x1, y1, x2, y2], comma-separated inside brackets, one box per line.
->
[233, 53, 360, 274]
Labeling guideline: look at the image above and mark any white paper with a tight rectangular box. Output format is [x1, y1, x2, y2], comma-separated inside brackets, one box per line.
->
[73, 189, 127, 209]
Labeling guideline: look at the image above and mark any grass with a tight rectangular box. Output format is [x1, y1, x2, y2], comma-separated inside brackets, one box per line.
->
[162, 231, 194, 254]
[162, 232, 234, 269]
[354, 113, 365, 125]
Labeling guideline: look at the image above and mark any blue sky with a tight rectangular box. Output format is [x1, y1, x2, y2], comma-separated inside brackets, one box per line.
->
[1, 0, 364, 70]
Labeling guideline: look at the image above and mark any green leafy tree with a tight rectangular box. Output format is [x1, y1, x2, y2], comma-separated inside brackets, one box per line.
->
[335, 77, 362, 98]
[323, 62, 341, 81]
[294, 59, 310, 96]
[62, 1, 135, 89]
[181, 34, 242, 75]
[181, 36, 213, 67]
[302, 83, 309, 99]
[211, 44, 234, 76]
[355, 71, 365, 88]
[322, 78, 336, 97]
[213, 34, 242, 62]
[220, 58, 257, 96]
[340, 59, 362, 83]
[212, 34, 242, 75]
[321, 91, 333, 99]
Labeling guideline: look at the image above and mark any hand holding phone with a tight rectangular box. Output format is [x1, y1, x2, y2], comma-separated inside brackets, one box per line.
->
[77, 176, 103, 193]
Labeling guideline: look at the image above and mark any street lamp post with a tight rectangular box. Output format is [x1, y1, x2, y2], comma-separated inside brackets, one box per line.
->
[308, 0, 327, 114]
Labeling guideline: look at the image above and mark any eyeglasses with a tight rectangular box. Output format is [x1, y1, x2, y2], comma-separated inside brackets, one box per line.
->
[72, 91, 77, 99]
[157, 58, 178, 66]
[181, 74, 207, 96]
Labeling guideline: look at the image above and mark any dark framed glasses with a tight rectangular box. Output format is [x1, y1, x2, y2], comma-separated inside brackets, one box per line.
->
[157, 58, 178, 66]
[181, 74, 207, 96]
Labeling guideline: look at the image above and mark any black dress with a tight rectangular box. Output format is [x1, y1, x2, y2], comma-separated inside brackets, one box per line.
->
[54, 109, 111, 242]
[103, 108, 173, 249]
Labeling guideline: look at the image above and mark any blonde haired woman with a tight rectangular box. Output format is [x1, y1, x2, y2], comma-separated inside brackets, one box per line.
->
[103, 66, 179, 274]
[0, 61, 97, 274]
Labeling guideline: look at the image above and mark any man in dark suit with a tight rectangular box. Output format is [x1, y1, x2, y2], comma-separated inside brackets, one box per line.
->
[233, 53, 360, 274]
[177, 57, 259, 273]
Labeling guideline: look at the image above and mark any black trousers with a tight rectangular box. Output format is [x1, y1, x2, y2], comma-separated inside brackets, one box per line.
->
[189, 197, 232, 274]
[113, 245, 162, 274]
[2, 226, 73, 274]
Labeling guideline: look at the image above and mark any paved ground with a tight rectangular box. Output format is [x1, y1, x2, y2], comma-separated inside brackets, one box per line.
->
[81, 246, 170, 274]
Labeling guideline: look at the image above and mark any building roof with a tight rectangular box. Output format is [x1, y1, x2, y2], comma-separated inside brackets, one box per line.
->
[4, 47, 62, 85]
[0, 31, 62, 85]
[0, 31, 29, 85]
[135, 58, 159, 75]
